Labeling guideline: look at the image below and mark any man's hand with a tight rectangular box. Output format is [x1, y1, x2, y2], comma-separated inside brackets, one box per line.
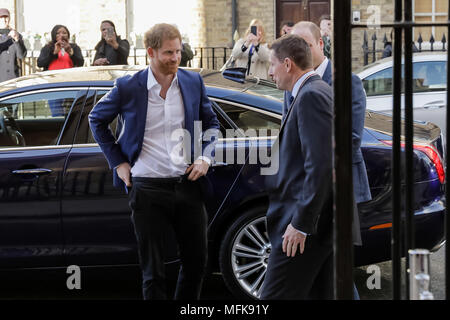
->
[282, 224, 307, 257]
[8, 30, 19, 42]
[185, 159, 209, 181]
[117, 162, 132, 187]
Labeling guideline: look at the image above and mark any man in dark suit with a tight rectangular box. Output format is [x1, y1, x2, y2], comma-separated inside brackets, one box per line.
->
[287, 21, 372, 299]
[260, 34, 334, 299]
[89, 23, 220, 300]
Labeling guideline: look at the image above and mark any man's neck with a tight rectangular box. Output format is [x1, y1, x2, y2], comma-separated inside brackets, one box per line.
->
[150, 65, 176, 88]
[314, 56, 327, 70]
[289, 68, 314, 92]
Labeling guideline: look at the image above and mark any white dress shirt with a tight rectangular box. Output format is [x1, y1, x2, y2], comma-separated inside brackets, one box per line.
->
[315, 57, 329, 78]
[131, 67, 188, 178]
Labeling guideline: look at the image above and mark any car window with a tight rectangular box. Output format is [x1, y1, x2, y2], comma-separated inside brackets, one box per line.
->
[363, 61, 447, 96]
[0, 90, 79, 148]
[217, 102, 280, 136]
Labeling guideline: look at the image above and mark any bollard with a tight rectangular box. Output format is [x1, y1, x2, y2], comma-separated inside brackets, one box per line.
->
[409, 249, 433, 300]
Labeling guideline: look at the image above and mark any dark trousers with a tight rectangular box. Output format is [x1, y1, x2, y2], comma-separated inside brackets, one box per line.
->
[260, 233, 334, 300]
[129, 176, 208, 300]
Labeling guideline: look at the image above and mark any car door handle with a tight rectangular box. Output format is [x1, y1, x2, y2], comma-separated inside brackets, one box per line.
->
[423, 101, 445, 109]
[212, 161, 228, 167]
[12, 168, 53, 175]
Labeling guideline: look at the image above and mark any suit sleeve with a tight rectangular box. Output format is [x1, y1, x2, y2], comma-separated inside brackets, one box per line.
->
[351, 74, 366, 161]
[290, 89, 333, 234]
[198, 73, 220, 161]
[88, 80, 127, 169]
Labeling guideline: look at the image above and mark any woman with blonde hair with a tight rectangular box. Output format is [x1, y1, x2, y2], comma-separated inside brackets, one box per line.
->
[231, 19, 270, 79]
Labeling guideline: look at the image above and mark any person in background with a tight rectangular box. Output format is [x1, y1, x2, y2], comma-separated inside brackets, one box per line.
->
[0, 8, 27, 82]
[319, 14, 332, 59]
[289, 21, 372, 300]
[279, 21, 294, 37]
[180, 41, 193, 67]
[93, 20, 130, 66]
[231, 19, 270, 79]
[37, 24, 84, 71]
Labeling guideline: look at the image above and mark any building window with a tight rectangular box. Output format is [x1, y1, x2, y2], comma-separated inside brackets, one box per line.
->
[414, 0, 448, 42]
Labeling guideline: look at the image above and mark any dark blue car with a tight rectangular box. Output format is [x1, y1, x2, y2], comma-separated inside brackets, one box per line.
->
[0, 66, 445, 299]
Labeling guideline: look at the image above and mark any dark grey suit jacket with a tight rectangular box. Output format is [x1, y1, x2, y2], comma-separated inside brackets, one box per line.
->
[265, 75, 334, 246]
[283, 60, 372, 204]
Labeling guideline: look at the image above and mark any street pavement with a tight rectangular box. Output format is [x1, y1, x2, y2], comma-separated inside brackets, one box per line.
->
[0, 245, 445, 300]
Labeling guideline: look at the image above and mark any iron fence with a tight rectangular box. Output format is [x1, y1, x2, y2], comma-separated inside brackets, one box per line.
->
[342, 0, 450, 300]
[18, 46, 231, 76]
[363, 30, 448, 66]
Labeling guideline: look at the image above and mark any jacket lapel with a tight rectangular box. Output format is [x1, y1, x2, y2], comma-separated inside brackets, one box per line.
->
[177, 70, 193, 135]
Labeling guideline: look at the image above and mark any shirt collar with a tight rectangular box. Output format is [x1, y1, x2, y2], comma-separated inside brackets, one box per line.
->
[147, 66, 178, 90]
[291, 70, 316, 99]
[315, 57, 329, 78]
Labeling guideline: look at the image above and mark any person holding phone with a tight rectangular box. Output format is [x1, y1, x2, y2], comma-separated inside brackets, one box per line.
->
[0, 8, 27, 82]
[93, 20, 130, 66]
[230, 19, 270, 79]
[37, 25, 84, 71]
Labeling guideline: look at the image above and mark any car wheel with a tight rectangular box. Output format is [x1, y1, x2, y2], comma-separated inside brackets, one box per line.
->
[219, 206, 270, 299]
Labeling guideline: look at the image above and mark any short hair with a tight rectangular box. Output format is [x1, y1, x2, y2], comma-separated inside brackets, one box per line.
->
[271, 34, 312, 70]
[293, 21, 322, 43]
[144, 23, 182, 49]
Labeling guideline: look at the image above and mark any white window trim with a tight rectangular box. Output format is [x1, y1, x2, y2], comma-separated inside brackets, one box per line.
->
[413, 0, 448, 41]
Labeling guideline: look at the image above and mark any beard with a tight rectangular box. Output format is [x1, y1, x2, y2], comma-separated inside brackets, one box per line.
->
[159, 60, 179, 75]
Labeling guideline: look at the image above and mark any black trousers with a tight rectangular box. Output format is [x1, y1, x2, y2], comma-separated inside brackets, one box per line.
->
[260, 233, 334, 300]
[129, 176, 208, 300]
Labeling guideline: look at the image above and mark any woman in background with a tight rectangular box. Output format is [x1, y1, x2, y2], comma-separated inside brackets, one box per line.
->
[93, 20, 130, 66]
[37, 24, 84, 71]
[231, 19, 270, 79]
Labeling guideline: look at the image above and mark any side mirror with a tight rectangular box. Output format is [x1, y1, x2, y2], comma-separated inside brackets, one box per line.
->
[222, 67, 247, 83]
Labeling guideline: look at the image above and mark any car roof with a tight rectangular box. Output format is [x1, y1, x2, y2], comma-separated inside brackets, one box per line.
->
[355, 51, 447, 77]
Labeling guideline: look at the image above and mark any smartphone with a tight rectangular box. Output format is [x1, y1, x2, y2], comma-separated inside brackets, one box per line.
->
[0, 28, 9, 35]
[106, 27, 115, 38]
[251, 26, 257, 36]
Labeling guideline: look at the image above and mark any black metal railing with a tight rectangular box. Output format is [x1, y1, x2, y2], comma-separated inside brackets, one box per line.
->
[363, 30, 448, 66]
[338, 0, 450, 300]
[19, 46, 230, 76]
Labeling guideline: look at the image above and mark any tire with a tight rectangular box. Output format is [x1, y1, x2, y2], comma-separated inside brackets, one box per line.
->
[219, 206, 270, 299]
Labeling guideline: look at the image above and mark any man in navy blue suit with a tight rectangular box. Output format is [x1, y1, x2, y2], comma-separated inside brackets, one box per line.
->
[287, 21, 372, 299]
[89, 23, 219, 300]
[260, 34, 334, 299]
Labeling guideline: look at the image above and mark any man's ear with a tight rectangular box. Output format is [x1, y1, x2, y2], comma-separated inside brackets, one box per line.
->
[318, 37, 324, 51]
[284, 57, 292, 72]
[147, 47, 154, 58]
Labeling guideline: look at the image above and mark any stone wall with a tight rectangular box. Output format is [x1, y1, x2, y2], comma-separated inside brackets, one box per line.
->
[351, 0, 395, 71]
[200, 0, 275, 48]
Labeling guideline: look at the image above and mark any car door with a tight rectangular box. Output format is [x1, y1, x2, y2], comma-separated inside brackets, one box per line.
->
[61, 88, 139, 266]
[0, 88, 87, 268]
[361, 60, 447, 136]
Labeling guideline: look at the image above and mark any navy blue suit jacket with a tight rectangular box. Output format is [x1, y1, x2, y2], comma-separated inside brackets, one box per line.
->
[266, 75, 334, 244]
[283, 60, 371, 204]
[89, 67, 220, 191]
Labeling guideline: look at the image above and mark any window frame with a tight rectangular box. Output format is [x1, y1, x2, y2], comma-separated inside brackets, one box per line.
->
[0, 87, 89, 150]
